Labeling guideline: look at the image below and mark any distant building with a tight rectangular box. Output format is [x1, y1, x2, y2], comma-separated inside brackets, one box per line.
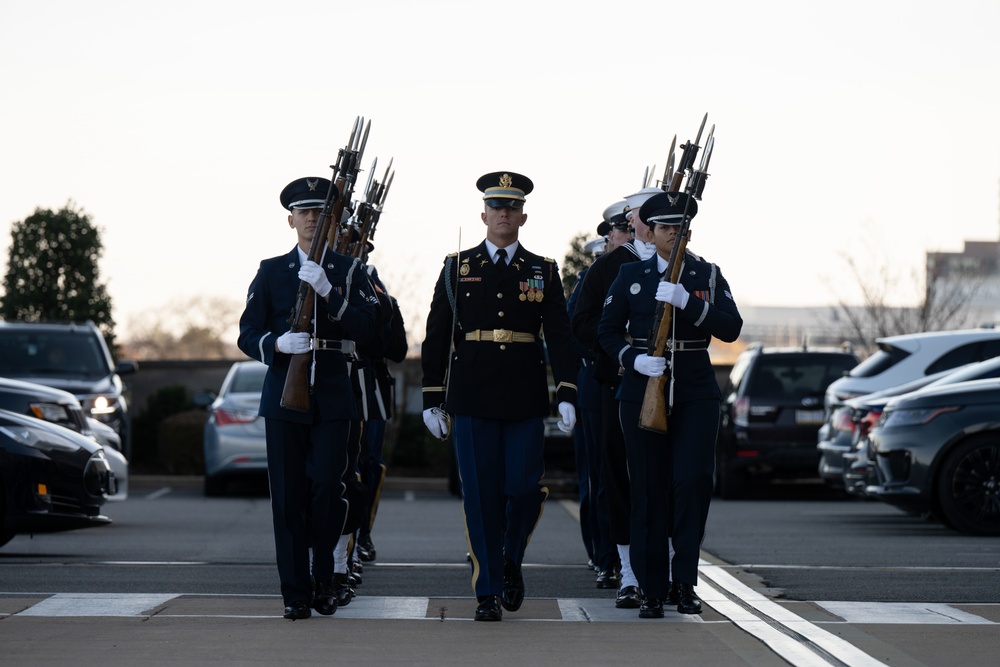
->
[926, 238, 1000, 325]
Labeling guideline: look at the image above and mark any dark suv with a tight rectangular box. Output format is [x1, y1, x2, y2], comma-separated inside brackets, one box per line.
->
[0, 320, 137, 458]
[716, 344, 859, 498]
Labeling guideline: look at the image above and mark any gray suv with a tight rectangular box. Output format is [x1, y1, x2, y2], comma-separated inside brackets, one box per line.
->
[0, 320, 137, 458]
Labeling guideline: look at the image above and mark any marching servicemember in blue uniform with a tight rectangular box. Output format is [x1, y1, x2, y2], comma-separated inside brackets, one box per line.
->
[421, 171, 579, 622]
[572, 189, 660, 608]
[238, 176, 377, 620]
[598, 191, 742, 618]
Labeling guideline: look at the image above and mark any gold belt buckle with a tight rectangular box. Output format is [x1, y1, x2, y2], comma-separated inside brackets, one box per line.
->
[493, 328, 513, 343]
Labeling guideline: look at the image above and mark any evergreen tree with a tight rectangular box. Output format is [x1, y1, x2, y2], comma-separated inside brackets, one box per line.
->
[561, 232, 593, 299]
[1, 201, 117, 352]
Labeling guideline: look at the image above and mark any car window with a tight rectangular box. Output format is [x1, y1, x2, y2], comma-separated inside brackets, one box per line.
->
[0, 330, 109, 379]
[925, 342, 986, 375]
[727, 353, 754, 394]
[230, 366, 267, 394]
[752, 355, 857, 399]
[848, 344, 909, 378]
[927, 356, 1000, 386]
[977, 339, 1000, 360]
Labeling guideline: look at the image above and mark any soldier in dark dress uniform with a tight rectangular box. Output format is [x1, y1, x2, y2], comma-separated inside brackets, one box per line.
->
[598, 191, 742, 618]
[571, 189, 660, 607]
[421, 171, 579, 622]
[238, 176, 377, 620]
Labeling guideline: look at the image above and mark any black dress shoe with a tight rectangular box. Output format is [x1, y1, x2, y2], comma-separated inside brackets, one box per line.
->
[595, 568, 621, 589]
[313, 579, 339, 616]
[283, 601, 311, 620]
[667, 580, 680, 606]
[334, 572, 354, 607]
[357, 535, 376, 562]
[501, 560, 525, 612]
[313, 579, 338, 616]
[474, 595, 503, 622]
[615, 585, 642, 609]
[638, 597, 665, 618]
[676, 583, 702, 614]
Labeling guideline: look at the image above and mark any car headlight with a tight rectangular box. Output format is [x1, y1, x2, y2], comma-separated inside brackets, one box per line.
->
[88, 395, 120, 416]
[881, 405, 958, 428]
[29, 402, 74, 425]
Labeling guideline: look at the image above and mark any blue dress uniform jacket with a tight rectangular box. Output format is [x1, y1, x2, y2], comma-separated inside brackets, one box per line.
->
[598, 251, 742, 404]
[422, 240, 578, 418]
[238, 247, 377, 421]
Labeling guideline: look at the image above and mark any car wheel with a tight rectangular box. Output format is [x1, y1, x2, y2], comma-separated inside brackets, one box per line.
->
[935, 433, 1000, 536]
[204, 475, 228, 497]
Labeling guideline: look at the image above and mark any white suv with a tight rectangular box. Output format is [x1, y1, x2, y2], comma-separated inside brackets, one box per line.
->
[825, 327, 1000, 409]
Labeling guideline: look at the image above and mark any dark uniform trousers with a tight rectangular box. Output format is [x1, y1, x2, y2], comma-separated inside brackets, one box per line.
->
[454, 416, 547, 598]
[600, 380, 631, 548]
[265, 417, 351, 604]
[619, 396, 719, 596]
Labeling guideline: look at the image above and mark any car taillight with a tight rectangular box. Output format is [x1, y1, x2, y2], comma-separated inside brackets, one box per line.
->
[832, 407, 855, 435]
[733, 397, 749, 426]
[213, 408, 257, 426]
[857, 410, 882, 438]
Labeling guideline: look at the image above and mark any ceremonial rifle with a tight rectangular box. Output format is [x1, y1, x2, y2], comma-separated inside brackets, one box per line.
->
[638, 114, 715, 432]
[351, 157, 394, 260]
[280, 116, 370, 412]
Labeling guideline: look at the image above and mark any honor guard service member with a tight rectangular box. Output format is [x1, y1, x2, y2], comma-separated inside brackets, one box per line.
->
[421, 171, 579, 622]
[598, 191, 742, 618]
[237, 176, 377, 621]
[570, 189, 659, 609]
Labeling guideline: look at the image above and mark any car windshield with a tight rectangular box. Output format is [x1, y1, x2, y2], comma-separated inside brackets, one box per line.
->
[751, 355, 858, 399]
[0, 330, 110, 379]
[229, 365, 267, 394]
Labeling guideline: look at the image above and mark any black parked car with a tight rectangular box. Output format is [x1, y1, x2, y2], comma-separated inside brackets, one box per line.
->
[867, 377, 1000, 535]
[0, 409, 116, 547]
[717, 344, 859, 498]
[0, 320, 137, 458]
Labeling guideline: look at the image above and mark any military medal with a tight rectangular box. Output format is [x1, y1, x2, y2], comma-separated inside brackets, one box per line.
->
[630, 283, 641, 294]
[460, 263, 470, 276]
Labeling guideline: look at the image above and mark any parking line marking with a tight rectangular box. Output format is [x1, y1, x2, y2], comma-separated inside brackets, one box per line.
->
[17, 593, 180, 617]
[700, 563, 886, 667]
[815, 601, 993, 624]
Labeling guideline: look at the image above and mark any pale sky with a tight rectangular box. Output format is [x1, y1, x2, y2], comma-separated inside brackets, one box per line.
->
[2, 0, 998, 344]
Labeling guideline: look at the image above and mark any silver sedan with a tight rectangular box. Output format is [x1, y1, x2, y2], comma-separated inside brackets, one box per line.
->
[202, 360, 267, 496]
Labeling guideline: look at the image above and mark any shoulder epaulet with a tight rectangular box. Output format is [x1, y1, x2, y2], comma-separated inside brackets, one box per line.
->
[544, 257, 555, 263]
[446, 252, 459, 258]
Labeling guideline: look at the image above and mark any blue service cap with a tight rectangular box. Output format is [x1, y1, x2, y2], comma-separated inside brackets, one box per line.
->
[280, 176, 336, 211]
[638, 191, 698, 226]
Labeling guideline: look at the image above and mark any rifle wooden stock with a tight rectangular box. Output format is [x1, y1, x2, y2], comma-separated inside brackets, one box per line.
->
[638, 231, 690, 433]
[279, 118, 367, 412]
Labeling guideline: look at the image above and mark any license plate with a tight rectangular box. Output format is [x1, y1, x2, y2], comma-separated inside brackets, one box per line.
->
[795, 409, 824, 425]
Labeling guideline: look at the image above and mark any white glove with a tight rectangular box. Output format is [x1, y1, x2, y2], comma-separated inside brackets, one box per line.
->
[655, 281, 690, 308]
[299, 260, 333, 298]
[422, 407, 451, 440]
[276, 331, 311, 354]
[634, 353, 667, 377]
[557, 402, 576, 434]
